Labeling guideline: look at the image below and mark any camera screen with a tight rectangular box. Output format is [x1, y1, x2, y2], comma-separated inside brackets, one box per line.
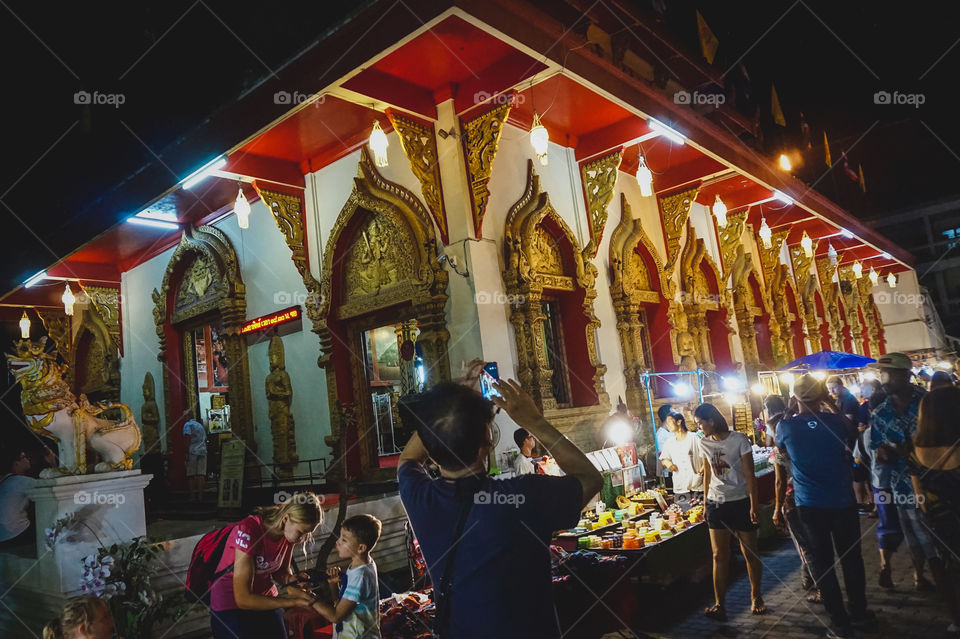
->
[480, 362, 500, 399]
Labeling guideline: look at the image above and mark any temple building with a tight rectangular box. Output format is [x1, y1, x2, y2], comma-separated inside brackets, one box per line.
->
[0, 2, 947, 633]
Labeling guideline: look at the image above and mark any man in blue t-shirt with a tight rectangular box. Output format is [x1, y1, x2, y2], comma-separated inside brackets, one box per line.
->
[775, 374, 874, 639]
[397, 363, 601, 639]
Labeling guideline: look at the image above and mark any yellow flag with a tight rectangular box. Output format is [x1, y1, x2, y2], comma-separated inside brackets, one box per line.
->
[771, 84, 786, 126]
[824, 131, 832, 167]
[696, 11, 719, 64]
[859, 164, 866, 192]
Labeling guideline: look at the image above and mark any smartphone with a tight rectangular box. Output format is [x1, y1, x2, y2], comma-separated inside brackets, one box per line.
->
[480, 361, 500, 399]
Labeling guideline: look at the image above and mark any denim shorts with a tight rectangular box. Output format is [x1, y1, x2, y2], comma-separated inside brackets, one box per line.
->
[706, 497, 757, 532]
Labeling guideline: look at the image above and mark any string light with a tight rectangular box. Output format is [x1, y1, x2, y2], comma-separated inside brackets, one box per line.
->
[62, 283, 76, 316]
[852, 261, 863, 279]
[778, 154, 791, 171]
[887, 272, 897, 288]
[758, 217, 772, 249]
[712, 195, 727, 228]
[636, 153, 653, 197]
[19, 311, 30, 339]
[368, 120, 389, 167]
[234, 186, 251, 229]
[529, 113, 549, 166]
[868, 267, 879, 286]
[800, 231, 813, 258]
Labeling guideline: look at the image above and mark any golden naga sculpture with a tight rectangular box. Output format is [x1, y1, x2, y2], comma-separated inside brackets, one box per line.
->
[266, 334, 298, 478]
[7, 338, 141, 477]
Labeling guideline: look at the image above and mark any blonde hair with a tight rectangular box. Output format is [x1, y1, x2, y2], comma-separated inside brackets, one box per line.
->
[49, 596, 109, 639]
[254, 492, 323, 536]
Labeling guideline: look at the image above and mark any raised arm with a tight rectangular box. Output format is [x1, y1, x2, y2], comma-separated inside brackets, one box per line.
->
[493, 379, 602, 507]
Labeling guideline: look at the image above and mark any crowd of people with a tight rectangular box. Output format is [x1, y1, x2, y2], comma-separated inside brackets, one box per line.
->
[31, 353, 959, 639]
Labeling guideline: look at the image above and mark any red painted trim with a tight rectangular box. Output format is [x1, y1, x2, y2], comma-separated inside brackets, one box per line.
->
[342, 67, 438, 120]
[226, 154, 305, 189]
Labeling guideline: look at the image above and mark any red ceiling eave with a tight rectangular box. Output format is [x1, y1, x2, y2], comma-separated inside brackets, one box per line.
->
[453, 0, 911, 267]
[225, 154, 305, 189]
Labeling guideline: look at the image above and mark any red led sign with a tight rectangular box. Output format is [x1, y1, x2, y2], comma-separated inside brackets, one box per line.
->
[240, 306, 301, 334]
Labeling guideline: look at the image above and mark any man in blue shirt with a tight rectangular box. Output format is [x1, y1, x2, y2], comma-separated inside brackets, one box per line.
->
[776, 374, 874, 638]
[397, 363, 601, 639]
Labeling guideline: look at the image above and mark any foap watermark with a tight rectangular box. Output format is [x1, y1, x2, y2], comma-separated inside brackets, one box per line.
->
[674, 90, 725, 107]
[873, 90, 925, 108]
[273, 290, 321, 306]
[74, 490, 126, 507]
[873, 291, 926, 307]
[677, 291, 724, 306]
[273, 91, 325, 107]
[472, 90, 524, 106]
[474, 291, 526, 305]
[875, 491, 924, 507]
[474, 490, 525, 508]
[74, 91, 126, 109]
[274, 490, 326, 506]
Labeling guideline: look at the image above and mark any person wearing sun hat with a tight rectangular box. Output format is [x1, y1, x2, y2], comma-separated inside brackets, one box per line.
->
[775, 374, 874, 638]
[867, 353, 942, 594]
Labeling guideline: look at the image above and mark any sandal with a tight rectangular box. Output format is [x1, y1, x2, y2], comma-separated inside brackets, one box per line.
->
[752, 597, 767, 615]
[704, 604, 728, 621]
[807, 590, 824, 604]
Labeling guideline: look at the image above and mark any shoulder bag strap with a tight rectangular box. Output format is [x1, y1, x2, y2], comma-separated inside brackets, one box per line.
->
[434, 492, 476, 638]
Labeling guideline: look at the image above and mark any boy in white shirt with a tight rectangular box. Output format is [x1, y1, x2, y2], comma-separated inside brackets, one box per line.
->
[314, 514, 382, 639]
[513, 428, 538, 475]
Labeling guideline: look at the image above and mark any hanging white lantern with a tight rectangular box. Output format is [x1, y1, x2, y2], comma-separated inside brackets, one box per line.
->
[713, 195, 728, 228]
[529, 113, 549, 166]
[800, 231, 813, 258]
[868, 267, 879, 286]
[852, 260, 863, 279]
[827, 242, 838, 266]
[368, 120, 389, 167]
[62, 283, 76, 316]
[19, 311, 30, 339]
[234, 186, 251, 229]
[758, 217, 772, 249]
[887, 272, 897, 288]
[636, 154, 653, 197]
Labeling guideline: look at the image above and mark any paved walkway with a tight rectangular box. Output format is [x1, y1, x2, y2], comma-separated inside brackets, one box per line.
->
[609, 514, 955, 639]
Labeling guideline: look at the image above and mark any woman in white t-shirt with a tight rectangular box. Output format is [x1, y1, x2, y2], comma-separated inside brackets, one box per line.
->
[659, 412, 703, 501]
[693, 403, 764, 621]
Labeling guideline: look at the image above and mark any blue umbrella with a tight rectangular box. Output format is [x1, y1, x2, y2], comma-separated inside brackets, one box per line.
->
[778, 351, 876, 371]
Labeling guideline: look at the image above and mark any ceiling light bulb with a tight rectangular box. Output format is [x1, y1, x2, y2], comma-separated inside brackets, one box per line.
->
[868, 267, 879, 285]
[713, 195, 727, 228]
[62, 283, 76, 316]
[778, 154, 791, 171]
[636, 154, 653, 197]
[852, 261, 863, 279]
[529, 113, 549, 166]
[887, 272, 897, 288]
[827, 242, 838, 266]
[369, 120, 389, 167]
[234, 186, 251, 229]
[759, 218, 772, 249]
[19, 311, 30, 339]
[800, 231, 813, 258]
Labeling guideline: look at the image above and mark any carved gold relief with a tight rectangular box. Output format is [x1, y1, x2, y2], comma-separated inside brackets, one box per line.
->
[719, 211, 749, 275]
[857, 277, 884, 356]
[815, 256, 844, 351]
[256, 188, 324, 338]
[317, 147, 451, 466]
[580, 150, 622, 257]
[140, 372, 160, 454]
[791, 243, 821, 353]
[152, 225, 254, 451]
[504, 160, 609, 413]
[461, 101, 511, 236]
[759, 230, 790, 289]
[609, 194, 667, 426]
[84, 286, 121, 354]
[658, 185, 700, 273]
[387, 110, 448, 243]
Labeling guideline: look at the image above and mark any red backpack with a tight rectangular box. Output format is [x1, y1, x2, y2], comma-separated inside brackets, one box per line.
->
[185, 524, 236, 604]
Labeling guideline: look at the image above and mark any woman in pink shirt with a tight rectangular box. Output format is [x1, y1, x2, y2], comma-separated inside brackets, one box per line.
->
[209, 493, 323, 638]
